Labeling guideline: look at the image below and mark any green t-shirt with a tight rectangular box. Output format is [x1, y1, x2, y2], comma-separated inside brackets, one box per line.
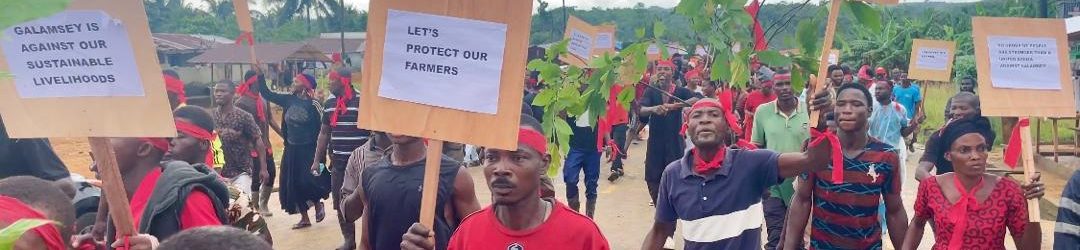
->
[751, 101, 810, 205]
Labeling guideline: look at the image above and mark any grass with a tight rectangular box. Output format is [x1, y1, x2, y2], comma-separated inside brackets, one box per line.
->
[919, 83, 1075, 146]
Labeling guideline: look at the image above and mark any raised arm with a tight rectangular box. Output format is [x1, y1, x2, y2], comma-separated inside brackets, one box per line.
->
[254, 74, 292, 106]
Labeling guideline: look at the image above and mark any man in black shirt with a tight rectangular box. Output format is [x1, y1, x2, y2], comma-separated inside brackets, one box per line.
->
[639, 59, 700, 205]
[0, 117, 70, 181]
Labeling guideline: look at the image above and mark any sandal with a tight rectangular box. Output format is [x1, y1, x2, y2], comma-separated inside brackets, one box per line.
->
[291, 222, 312, 230]
[315, 202, 326, 223]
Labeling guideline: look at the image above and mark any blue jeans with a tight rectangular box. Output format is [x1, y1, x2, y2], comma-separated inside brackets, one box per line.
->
[563, 148, 601, 200]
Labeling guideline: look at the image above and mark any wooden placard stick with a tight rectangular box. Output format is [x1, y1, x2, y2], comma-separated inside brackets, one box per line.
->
[419, 140, 445, 231]
[87, 137, 136, 236]
[232, 0, 258, 66]
[1017, 117, 1042, 222]
[808, 0, 843, 128]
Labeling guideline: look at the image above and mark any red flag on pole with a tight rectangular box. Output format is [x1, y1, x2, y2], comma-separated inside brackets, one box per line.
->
[746, 0, 767, 51]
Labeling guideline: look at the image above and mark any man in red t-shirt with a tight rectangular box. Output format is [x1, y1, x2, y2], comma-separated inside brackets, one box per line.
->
[741, 75, 778, 138]
[400, 116, 610, 250]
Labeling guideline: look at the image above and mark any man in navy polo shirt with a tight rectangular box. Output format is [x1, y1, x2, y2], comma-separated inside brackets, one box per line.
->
[641, 92, 835, 249]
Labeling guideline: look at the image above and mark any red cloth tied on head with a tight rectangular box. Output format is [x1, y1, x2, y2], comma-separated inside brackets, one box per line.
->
[176, 120, 216, 166]
[772, 73, 791, 82]
[656, 59, 675, 69]
[809, 129, 844, 184]
[327, 71, 355, 127]
[875, 67, 887, 75]
[140, 138, 170, 152]
[164, 75, 186, 104]
[680, 99, 743, 138]
[684, 69, 702, 81]
[235, 75, 266, 122]
[519, 128, 547, 154]
[1003, 118, 1030, 169]
[0, 196, 65, 250]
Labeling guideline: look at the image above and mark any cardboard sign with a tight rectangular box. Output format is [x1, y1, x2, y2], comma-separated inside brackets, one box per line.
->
[973, 17, 1075, 118]
[561, 15, 596, 67]
[378, 9, 508, 114]
[361, 0, 529, 150]
[0, 0, 174, 138]
[592, 24, 618, 57]
[907, 39, 956, 82]
[828, 49, 840, 66]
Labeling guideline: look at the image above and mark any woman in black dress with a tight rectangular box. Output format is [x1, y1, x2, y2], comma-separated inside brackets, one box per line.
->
[257, 72, 329, 229]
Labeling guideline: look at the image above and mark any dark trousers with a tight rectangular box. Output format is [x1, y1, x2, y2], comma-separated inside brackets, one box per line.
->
[563, 148, 600, 200]
[610, 124, 629, 171]
[764, 196, 788, 250]
[330, 161, 356, 244]
[647, 181, 659, 204]
[251, 154, 277, 191]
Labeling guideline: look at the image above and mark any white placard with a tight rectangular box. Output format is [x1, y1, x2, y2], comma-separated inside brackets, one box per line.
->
[647, 44, 660, 55]
[915, 47, 950, 70]
[378, 9, 507, 114]
[987, 36, 1062, 90]
[828, 50, 839, 65]
[1, 11, 144, 98]
[595, 32, 613, 49]
[568, 28, 592, 59]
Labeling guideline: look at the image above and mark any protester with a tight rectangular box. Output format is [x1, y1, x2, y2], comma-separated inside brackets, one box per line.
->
[902, 117, 1043, 250]
[236, 70, 280, 216]
[565, 113, 602, 217]
[0, 116, 71, 182]
[892, 72, 924, 153]
[1056, 169, 1080, 249]
[73, 137, 229, 248]
[641, 93, 835, 249]
[874, 67, 888, 82]
[356, 133, 481, 250]
[944, 76, 978, 120]
[165, 106, 216, 166]
[828, 65, 846, 87]
[783, 83, 908, 250]
[685, 69, 705, 94]
[256, 72, 329, 229]
[841, 65, 855, 85]
[163, 70, 186, 110]
[157, 226, 272, 250]
[310, 68, 369, 250]
[400, 116, 610, 250]
[915, 92, 980, 181]
[339, 132, 392, 223]
[606, 83, 631, 182]
[639, 59, 700, 206]
[870, 80, 918, 167]
[750, 73, 808, 250]
[211, 80, 269, 200]
[741, 74, 777, 138]
[0, 176, 75, 250]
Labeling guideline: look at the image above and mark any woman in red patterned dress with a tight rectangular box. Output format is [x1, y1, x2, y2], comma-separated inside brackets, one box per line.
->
[902, 117, 1044, 250]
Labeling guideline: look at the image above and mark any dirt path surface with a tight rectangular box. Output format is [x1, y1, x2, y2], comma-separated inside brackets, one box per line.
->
[52, 137, 1065, 249]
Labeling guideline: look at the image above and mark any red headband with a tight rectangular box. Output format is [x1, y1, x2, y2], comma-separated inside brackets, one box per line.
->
[140, 138, 169, 152]
[684, 69, 702, 81]
[0, 196, 65, 250]
[328, 71, 355, 127]
[656, 59, 675, 69]
[519, 128, 547, 154]
[164, 75, 186, 104]
[773, 73, 791, 82]
[176, 120, 216, 166]
[680, 99, 743, 137]
[236, 76, 266, 122]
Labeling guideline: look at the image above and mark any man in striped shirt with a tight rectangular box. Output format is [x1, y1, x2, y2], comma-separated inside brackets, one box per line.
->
[312, 67, 369, 250]
[642, 92, 836, 250]
[783, 84, 908, 250]
[1056, 170, 1080, 249]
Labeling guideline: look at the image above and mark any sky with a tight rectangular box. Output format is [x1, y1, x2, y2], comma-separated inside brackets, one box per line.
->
[330, 0, 983, 11]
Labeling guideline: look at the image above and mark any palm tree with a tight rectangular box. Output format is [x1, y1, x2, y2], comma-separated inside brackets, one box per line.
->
[265, 0, 343, 31]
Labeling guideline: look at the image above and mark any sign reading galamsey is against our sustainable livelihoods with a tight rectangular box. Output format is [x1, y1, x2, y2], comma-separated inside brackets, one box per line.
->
[2, 11, 144, 98]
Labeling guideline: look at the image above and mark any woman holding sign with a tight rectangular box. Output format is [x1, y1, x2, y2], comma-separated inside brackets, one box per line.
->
[902, 118, 1043, 250]
[256, 72, 329, 229]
